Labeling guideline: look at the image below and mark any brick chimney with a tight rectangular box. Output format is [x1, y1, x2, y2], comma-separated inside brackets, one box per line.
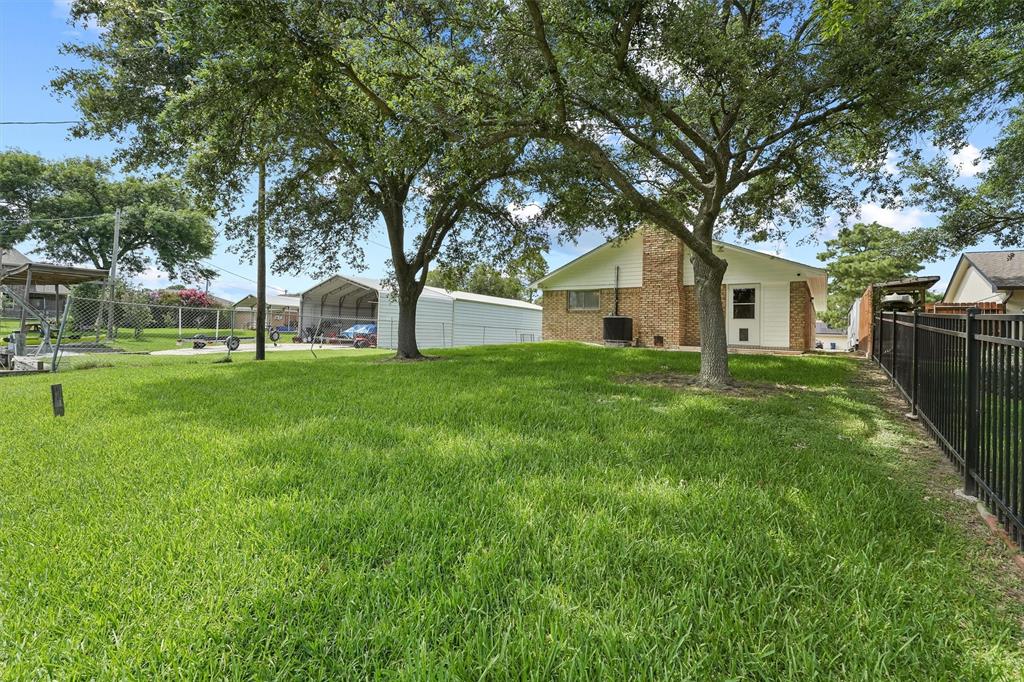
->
[638, 227, 685, 346]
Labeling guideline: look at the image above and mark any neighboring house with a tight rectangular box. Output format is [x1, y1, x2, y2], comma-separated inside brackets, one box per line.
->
[815, 321, 849, 352]
[534, 228, 827, 351]
[941, 250, 1024, 313]
[299, 274, 542, 348]
[0, 247, 72, 316]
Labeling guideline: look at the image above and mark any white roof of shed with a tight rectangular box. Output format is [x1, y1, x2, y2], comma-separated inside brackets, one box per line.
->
[301, 273, 540, 309]
[233, 294, 301, 309]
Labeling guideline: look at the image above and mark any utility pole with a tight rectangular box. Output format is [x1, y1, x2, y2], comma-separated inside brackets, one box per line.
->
[255, 160, 266, 361]
[106, 207, 122, 340]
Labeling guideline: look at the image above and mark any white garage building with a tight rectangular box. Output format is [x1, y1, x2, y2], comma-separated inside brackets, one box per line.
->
[298, 275, 542, 349]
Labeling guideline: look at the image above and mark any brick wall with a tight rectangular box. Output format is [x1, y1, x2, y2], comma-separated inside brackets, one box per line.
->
[681, 284, 728, 346]
[789, 280, 815, 351]
[638, 228, 685, 346]
[542, 287, 642, 343]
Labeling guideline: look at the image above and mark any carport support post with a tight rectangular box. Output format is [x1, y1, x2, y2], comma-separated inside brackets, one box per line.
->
[963, 308, 980, 497]
[18, 267, 31, 334]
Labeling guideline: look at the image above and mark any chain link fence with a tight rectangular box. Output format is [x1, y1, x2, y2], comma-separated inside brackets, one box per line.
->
[21, 293, 543, 371]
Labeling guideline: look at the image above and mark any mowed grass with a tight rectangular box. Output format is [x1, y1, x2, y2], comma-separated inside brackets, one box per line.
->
[1, 344, 1021, 679]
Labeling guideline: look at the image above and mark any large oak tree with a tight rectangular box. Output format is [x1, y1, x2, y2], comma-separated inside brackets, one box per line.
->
[54, 0, 546, 359]
[0, 152, 214, 278]
[470, 0, 970, 385]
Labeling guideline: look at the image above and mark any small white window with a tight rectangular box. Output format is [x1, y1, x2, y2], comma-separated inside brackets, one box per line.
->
[567, 290, 600, 311]
[732, 288, 756, 319]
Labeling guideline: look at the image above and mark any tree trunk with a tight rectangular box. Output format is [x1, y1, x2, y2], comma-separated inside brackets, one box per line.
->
[394, 276, 424, 360]
[692, 254, 733, 387]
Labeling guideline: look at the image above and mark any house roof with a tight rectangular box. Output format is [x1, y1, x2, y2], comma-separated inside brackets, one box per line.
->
[962, 251, 1024, 289]
[0, 262, 108, 286]
[533, 232, 826, 288]
[0, 247, 32, 268]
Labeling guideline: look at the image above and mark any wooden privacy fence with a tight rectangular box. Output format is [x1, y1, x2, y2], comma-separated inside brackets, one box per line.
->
[873, 310, 1024, 549]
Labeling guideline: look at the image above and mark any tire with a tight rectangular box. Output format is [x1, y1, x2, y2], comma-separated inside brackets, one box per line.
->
[193, 341, 206, 349]
[225, 335, 241, 351]
[269, 330, 281, 343]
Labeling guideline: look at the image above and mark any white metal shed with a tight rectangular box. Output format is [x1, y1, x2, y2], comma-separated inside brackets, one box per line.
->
[298, 274, 542, 349]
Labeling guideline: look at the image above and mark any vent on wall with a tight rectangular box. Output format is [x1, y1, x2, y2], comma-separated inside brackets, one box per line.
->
[739, 328, 749, 342]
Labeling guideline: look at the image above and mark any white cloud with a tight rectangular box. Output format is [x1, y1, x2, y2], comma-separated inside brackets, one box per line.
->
[754, 244, 787, 258]
[134, 267, 170, 289]
[857, 203, 932, 232]
[883, 150, 900, 175]
[508, 202, 543, 221]
[947, 144, 990, 178]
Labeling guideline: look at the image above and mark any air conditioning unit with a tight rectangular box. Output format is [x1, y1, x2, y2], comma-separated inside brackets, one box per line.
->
[603, 316, 633, 345]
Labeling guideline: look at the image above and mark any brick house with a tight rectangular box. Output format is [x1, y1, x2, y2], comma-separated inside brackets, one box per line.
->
[536, 228, 827, 351]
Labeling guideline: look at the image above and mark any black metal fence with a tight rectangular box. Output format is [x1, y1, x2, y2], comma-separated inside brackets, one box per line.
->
[873, 310, 1023, 549]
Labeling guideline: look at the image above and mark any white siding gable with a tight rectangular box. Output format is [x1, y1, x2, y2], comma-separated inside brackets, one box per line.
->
[683, 244, 820, 285]
[945, 264, 998, 304]
[539, 233, 643, 290]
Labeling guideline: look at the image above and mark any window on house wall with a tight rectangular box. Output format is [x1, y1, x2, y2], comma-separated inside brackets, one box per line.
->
[567, 290, 600, 311]
[732, 288, 755, 319]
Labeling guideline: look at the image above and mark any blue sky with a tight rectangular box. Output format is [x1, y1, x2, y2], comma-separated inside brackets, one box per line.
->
[0, 0, 1004, 302]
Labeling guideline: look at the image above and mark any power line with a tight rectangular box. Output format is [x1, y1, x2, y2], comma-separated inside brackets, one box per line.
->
[199, 260, 290, 293]
[0, 212, 112, 224]
[0, 120, 82, 125]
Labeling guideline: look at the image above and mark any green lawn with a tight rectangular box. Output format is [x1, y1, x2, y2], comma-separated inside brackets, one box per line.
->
[1, 344, 1021, 679]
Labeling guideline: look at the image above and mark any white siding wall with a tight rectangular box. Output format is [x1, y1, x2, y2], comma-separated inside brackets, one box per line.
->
[683, 245, 816, 286]
[946, 265, 997, 303]
[377, 294, 454, 350]
[1005, 291, 1024, 313]
[759, 282, 790, 348]
[452, 300, 543, 346]
[688, 247, 820, 349]
[541, 233, 644, 290]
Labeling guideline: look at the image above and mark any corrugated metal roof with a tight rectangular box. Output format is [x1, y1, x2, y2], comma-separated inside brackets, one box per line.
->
[233, 294, 302, 309]
[964, 251, 1024, 289]
[445, 289, 540, 310]
[298, 274, 538, 309]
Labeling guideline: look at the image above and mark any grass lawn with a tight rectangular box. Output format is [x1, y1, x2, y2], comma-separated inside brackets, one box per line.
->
[1, 343, 1021, 678]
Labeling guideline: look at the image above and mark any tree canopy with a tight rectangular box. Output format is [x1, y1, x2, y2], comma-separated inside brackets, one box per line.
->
[55, 0, 548, 358]
[902, 0, 1024, 251]
[426, 253, 546, 302]
[0, 151, 215, 278]
[817, 222, 928, 327]
[465, 0, 971, 384]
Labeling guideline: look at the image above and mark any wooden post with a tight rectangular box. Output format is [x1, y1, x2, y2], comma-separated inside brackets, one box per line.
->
[51, 384, 64, 417]
[964, 308, 980, 496]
